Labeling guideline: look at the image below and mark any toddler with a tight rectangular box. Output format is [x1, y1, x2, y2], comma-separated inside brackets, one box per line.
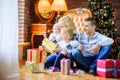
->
[49, 23, 61, 43]
[50, 28, 79, 73]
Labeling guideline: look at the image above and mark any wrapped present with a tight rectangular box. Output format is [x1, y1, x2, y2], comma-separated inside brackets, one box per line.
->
[42, 38, 57, 53]
[25, 61, 45, 73]
[97, 59, 120, 78]
[27, 48, 40, 63]
[60, 58, 70, 75]
[27, 48, 47, 63]
[97, 59, 114, 78]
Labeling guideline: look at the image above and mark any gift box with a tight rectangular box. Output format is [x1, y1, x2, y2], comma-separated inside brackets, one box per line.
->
[42, 38, 57, 53]
[97, 59, 120, 78]
[97, 59, 114, 78]
[25, 61, 45, 73]
[60, 58, 70, 75]
[27, 47, 47, 63]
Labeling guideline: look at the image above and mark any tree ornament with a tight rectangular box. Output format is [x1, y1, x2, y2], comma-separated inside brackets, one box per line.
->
[90, 8, 94, 12]
[107, 1, 110, 5]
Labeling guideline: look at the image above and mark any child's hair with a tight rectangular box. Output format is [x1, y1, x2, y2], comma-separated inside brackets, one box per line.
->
[60, 28, 73, 40]
[53, 23, 59, 29]
[58, 16, 76, 31]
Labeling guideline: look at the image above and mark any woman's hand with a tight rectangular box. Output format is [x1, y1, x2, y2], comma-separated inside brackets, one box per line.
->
[61, 50, 68, 56]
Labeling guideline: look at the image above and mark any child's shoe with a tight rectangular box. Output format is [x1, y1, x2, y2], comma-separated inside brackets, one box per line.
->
[76, 69, 85, 74]
[49, 67, 57, 72]
[70, 69, 74, 73]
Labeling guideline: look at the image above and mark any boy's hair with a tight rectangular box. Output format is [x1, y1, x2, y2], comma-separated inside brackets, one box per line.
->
[85, 17, 97, 26]
[58, 16, 76, 31]
[60, 28, 73, 40]
[53, 23, 59, 29]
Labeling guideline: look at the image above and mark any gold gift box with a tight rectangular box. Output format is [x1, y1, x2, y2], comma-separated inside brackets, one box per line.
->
[27, 47, 47, 63]
[42, 38, 57, 53]
[27, 49, 40, 63]
[25, 61, 45, 73]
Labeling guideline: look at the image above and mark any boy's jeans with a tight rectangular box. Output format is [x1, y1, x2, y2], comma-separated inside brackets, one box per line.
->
[72, 45, 112, 71]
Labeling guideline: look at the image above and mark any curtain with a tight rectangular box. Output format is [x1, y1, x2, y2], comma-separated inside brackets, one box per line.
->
[0, 0, 20, 78]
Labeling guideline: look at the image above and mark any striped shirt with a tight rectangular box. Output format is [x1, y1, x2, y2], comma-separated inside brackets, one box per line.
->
[75, 32, 114, 57]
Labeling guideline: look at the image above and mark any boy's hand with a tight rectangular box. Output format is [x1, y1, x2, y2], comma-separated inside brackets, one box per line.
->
[92, 44, 101, 54]
[78, 44, 84, 51]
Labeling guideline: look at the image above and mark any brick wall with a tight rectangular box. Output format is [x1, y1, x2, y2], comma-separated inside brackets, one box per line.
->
[18, 0, 37, 43]
[66, 0, 89, 9]
[18, 0, 25, 42]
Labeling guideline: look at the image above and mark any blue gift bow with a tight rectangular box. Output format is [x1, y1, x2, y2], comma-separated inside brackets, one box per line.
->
[113, 60, 120, 78]
[113, 60, 117, 78]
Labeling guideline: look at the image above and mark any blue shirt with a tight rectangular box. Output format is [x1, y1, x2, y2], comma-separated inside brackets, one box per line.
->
[57, 40, 79, 53]
[49, 33, 60, 43]
[75, 32, 114, 57]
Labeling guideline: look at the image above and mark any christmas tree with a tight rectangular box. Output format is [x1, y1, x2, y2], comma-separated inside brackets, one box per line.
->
[88, 0, 120, 59]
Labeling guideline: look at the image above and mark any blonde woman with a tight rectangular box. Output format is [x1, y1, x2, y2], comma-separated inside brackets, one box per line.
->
[58, 16, 76, 31]
[58, 16, 83, 41]
[44, 16, 78, 71]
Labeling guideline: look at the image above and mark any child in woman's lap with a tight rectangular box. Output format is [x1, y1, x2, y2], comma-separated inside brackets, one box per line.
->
[49, 28, 79, 73]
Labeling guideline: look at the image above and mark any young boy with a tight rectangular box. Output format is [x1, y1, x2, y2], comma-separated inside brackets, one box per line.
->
[49, 23, 61, 43]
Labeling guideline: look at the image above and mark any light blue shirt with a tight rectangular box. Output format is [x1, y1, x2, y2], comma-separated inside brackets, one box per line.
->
[49, 33, 60, 43]
[57, 40, 79, 53]
[76, 32, 114, 57]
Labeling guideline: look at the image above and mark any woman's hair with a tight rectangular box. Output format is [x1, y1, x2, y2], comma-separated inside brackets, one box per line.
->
[58, 16, 76, 31]
[60, 28, 73, 40]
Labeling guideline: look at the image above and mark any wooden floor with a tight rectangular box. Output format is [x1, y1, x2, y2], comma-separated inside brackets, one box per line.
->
[1, 60, 120, 80]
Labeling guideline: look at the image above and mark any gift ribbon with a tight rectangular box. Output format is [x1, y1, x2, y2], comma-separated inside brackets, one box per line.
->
[113, 60, 117, 78]
[97, 68, 114, 72]
[30, 50, 32, 62]
[30, 48, 39, 63]
[118, 69, 120, 71]
[112, 60, 120, 78]
[39, 50, 42, 62]
[61, 58, 66, 74]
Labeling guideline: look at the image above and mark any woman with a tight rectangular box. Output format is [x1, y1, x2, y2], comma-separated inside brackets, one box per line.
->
[44, 16, 77, 70]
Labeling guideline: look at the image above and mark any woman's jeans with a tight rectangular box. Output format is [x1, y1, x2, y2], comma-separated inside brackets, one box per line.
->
[72, 45, 112, 71]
